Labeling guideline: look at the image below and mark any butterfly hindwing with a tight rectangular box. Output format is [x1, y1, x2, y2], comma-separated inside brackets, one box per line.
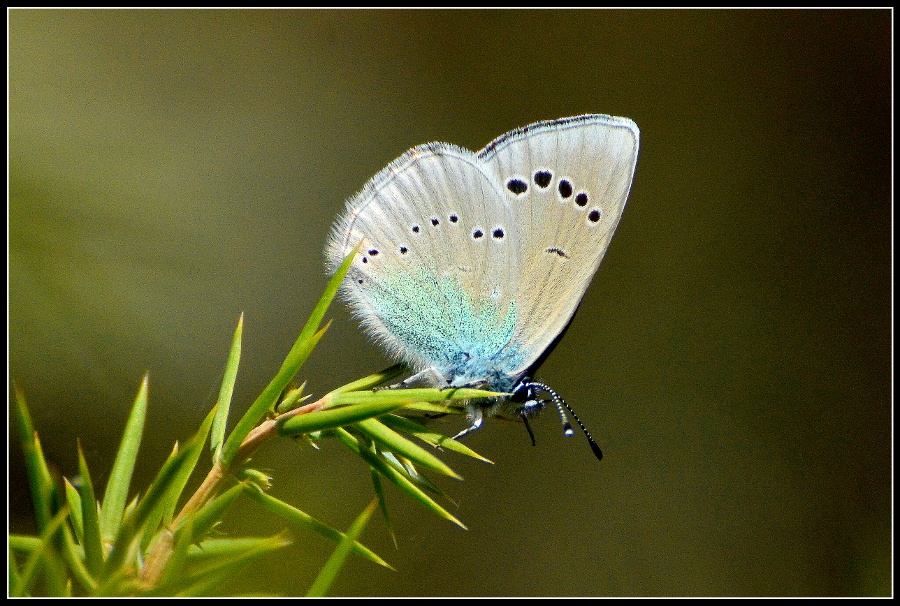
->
[327, 143, 520, 375]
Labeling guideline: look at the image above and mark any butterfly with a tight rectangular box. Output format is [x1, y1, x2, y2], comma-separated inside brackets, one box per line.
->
[325, 114, 640, 460]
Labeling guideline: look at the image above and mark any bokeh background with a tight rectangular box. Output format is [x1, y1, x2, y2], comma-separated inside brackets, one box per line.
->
[9, 9, 891, 597]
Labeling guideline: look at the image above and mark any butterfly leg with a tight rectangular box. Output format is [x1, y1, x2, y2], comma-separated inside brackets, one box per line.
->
[450, 406, 484, 441]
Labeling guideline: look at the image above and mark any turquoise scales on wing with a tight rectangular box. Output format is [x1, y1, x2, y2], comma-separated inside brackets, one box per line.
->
[363, 267, 526, 392]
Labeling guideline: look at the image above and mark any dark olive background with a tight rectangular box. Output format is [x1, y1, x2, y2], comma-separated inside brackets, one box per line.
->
[9, 9, 891, 597]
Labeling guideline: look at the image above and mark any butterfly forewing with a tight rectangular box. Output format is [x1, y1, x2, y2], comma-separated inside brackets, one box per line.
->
[477, 115, 640, 374]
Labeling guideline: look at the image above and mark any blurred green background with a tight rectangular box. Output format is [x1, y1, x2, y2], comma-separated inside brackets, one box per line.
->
[9, 9, 891, 597]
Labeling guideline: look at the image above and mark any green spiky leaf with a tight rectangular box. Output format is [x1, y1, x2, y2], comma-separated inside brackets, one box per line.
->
[380, 414, 493, 463]
[328, 364, 407, 395]
[334, 428, 466, 530]
[174, 534, 292, 597]
[11, 507, 70, 597]
[245, 488, 392, 570]
[307, 499, 379, 597]
[353, 417, 461, 479]
[13, 383, 56, 534]
[100, 376, 149, 542]
[279, 400, 407, 436]
[158, 404, 218, 529]
[183, 481, 247, 540]
[212, 314, 244, 462]
[76, 442, 104, 576]
[219, 246, 358, 467]
[324, 386, 503, 408]
[63, 478, 83, 544]
[102, 435, 197, 577]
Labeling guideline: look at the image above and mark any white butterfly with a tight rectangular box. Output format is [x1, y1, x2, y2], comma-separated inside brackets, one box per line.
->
[326, 114, 640, 459]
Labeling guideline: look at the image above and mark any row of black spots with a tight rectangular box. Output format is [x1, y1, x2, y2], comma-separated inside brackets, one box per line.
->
[505, 170, 590, 208]
[360, 224, 506, 263]
[554, 176, 589, 209]
[354, 244, 398, 284]
[471, 226, 505, 241]
[358, 243, 408, 267]
[409, 212, 461, 235]
[518, 169, 604, 225]
[555, 176, 601, 223]
[360, 247, 380, 264]
[354, 226, 513, 281]
[506, 170, 554, 196]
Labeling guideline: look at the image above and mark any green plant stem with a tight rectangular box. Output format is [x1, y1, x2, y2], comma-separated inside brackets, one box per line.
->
[139, 396, 328, 585]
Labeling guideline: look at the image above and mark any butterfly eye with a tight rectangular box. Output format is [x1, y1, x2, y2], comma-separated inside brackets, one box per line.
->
[588, 209, 602, 223]
[411, 225, 420, 233]
[431, 218, 440, 226]
[492, 228, 505, 239]
[558, 179, 573, 198]
[575, 192, 589, 207]
[449, 214, 459, 223]
[399, 246, 408, 254]
[472, 229, 484, 239]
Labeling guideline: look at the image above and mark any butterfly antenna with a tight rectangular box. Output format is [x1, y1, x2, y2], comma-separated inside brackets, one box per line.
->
[525, 381, 604, 462]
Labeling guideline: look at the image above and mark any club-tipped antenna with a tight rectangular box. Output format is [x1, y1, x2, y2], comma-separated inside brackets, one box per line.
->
[518, 381, 604, 462]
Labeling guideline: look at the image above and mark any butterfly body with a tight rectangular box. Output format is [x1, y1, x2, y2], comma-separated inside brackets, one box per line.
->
[326, 114, 639, 450]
